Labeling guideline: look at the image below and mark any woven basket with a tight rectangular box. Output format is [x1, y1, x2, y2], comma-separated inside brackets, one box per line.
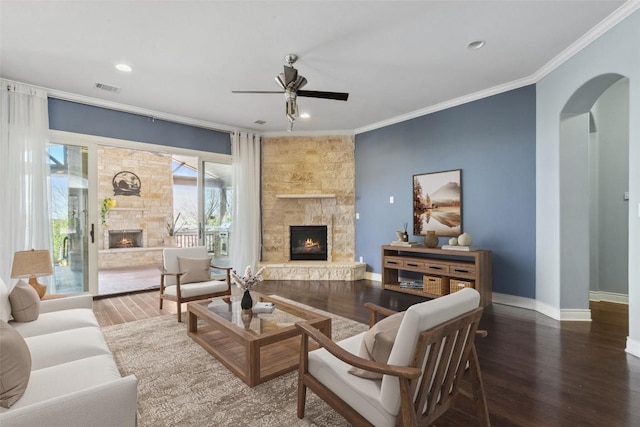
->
[450, 279, 474, 294]
[423, 275, 450, 296]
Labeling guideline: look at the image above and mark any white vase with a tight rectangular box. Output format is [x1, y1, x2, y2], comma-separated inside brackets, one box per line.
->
[458, 233, 473, 246]
[448, 237, 458, 246]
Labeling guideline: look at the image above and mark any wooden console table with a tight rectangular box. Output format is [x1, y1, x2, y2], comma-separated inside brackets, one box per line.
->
[381, 245, 492, 306]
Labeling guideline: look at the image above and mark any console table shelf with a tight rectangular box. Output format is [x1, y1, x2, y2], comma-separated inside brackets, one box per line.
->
[381, 245, 492, 306]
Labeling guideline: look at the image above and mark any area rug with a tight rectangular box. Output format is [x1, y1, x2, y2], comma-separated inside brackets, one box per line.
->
[101, 296, 368, 427]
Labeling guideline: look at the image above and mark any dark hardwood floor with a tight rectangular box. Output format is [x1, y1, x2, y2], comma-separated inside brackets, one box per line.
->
[93, 280, 640, 426]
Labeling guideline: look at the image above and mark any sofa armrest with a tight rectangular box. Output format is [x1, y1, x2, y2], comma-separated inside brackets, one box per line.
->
[39, 293, 93, 313]
[0, 375, 137, 427]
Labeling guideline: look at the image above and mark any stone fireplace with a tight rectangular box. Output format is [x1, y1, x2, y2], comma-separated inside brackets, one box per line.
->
[259, 135, 365, 280]
[289, 225, 328, 261]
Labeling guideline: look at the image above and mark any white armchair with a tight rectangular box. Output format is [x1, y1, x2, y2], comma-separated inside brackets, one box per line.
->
[160, 246, 232, 322]
[295, 288, 490, 427]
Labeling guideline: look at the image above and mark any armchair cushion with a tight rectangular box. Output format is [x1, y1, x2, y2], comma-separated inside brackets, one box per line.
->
[178, 257, 211, 284]
[380, 288, 480, 415]
[349, 312, 405, 379]
[0, 321, 31, 408]
[308, 333, 396, 427]
[9, 280, 40, 322]
[163, 281, 229, 299]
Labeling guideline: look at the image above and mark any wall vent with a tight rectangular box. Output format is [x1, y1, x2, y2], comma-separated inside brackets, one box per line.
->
[94, 82, 121, 93]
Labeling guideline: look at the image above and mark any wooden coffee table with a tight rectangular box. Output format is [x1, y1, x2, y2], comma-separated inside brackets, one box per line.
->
[186, 292, 331, 387]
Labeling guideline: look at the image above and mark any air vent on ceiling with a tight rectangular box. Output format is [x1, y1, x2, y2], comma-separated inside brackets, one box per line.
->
[94, 82, 121, 93]
[254, 120, 266, 125]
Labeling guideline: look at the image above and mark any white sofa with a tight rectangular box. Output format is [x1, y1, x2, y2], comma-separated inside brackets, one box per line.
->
[0, 293, 138, 427]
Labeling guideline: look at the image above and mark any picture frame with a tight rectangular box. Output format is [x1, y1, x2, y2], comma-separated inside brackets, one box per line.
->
[413, 169, 462, 237]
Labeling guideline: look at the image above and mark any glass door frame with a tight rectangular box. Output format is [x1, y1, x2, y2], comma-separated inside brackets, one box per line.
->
[49, 129, 232, 296]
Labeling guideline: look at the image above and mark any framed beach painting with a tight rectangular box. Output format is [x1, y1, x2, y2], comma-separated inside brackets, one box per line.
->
[413, 169, 462, 237]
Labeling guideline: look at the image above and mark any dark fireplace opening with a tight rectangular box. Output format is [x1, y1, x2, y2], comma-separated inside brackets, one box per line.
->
[109, 229, 143, 249]
[290, 225, 328, 261]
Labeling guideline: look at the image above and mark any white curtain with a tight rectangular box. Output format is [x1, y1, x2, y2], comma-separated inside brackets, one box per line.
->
[229, 131, 261, 273]
[0, 79, 52, 289]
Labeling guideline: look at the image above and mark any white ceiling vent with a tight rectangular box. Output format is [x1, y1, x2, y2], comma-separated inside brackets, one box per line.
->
[94, 82, 121, 93]
[254, 120, 266, 125]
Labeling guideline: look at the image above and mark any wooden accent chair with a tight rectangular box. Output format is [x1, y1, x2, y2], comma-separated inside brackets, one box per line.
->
[295, 288, 490, 427]
[160, 246, 232, 322]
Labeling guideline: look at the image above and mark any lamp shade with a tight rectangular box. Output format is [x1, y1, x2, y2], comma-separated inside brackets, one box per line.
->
[10, 249, 53, 278]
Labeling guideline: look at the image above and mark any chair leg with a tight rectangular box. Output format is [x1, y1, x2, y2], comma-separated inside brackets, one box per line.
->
[469, 346, 490, 427]
[159, 295, 163, 310]
[176, 302, 182, 322]
[297, 377, 307, 419]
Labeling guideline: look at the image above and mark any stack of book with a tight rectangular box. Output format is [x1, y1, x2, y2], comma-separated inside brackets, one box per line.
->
[252, 301, 276, 314]
[399, 281, 423, 289]
[390, 241, 422, 247]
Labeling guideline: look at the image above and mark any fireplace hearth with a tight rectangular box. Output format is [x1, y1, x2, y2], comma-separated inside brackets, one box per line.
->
[289, 225, 328, 261]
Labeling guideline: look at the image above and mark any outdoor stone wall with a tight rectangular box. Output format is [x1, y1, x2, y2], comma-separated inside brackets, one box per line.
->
[98, 146, 173, 268]
[261, 135, 356, 265]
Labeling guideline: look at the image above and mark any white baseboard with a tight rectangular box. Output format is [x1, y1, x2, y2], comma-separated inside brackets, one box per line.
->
[589, 291, 628, 304]
[626, 337, 640, 359]
[366, 272, 381, 282]
[485, 293, 591, 321]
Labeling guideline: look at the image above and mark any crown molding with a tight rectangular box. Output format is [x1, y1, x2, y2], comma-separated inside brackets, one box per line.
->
[261, 129, 355, 138]
[530, 0, 640, 82]
[47, 88, 244, 134]
[355, 1, 640, 136]
[354, 75, 537, 135]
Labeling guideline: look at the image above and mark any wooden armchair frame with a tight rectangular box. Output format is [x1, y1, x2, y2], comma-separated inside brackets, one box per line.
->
[159, 260, 232, 322]
[296, 303, 490, 427]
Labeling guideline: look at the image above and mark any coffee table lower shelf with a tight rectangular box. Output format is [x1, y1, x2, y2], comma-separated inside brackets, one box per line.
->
[186, 295, 331, 387]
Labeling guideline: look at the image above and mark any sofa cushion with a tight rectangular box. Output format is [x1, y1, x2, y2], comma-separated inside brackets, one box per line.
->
[178, 257, 211, 284]
[9, 280, 40, 322]
[10, 308, 99, 338]
[309, 333, 396, 427]
[349, 312, 405, 379]
[25, 327, 112, 370]
[0, 320, 31, 408]
[0, 278, 11, 323]
[5, 355, 122, 410]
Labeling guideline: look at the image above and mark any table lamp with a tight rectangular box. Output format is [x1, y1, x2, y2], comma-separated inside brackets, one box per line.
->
[11, 249, 54, 299]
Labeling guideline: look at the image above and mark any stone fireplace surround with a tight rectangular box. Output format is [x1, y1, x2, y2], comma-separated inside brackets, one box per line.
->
[259, 135, 365, 281]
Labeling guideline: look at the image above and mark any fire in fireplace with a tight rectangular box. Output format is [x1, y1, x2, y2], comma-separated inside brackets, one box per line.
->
[108, 230, 143, 249]
[290, 225, 328, 261]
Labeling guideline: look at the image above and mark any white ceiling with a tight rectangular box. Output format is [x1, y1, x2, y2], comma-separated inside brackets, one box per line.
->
[0, 1, 634, 135]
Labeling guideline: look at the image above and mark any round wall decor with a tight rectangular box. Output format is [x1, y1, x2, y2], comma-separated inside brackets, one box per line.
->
[112, 171, 141, 196]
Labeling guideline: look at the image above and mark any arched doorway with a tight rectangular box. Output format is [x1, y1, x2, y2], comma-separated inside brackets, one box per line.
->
[559, 73, 629, 325]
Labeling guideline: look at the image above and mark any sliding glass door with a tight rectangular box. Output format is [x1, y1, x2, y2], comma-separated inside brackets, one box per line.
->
[48, 143, 91, 294]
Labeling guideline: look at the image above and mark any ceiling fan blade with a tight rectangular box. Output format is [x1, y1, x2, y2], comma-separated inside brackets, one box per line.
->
[283, 65, 297, 86]
[232, 91, 284, 94]
[297, 90, 349, 101]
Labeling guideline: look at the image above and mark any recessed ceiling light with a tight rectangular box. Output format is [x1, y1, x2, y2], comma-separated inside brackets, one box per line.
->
[300, 113, 310, 119]
[115, 63, 132, 72]
[467, 40, 485, 50]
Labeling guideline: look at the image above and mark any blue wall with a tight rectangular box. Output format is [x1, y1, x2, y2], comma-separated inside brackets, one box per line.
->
[48, 98, 231, 154]
[355, 85, 536, 298]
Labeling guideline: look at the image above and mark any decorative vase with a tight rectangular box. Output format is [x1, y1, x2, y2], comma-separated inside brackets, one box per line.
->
[395, 231, 409, 242]
[448, 237, 458, 246]
[424, 231, 439, 248]
[458, 232, 473, 247]
[241, 290, 253, 309]
[241, 309, 253, 329]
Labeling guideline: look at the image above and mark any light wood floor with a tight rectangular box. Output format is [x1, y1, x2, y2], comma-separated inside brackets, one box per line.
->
[94, 280, 639, 426]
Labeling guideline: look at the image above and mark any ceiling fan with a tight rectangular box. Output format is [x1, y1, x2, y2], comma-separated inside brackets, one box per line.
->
[232, 54, 349, 131]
